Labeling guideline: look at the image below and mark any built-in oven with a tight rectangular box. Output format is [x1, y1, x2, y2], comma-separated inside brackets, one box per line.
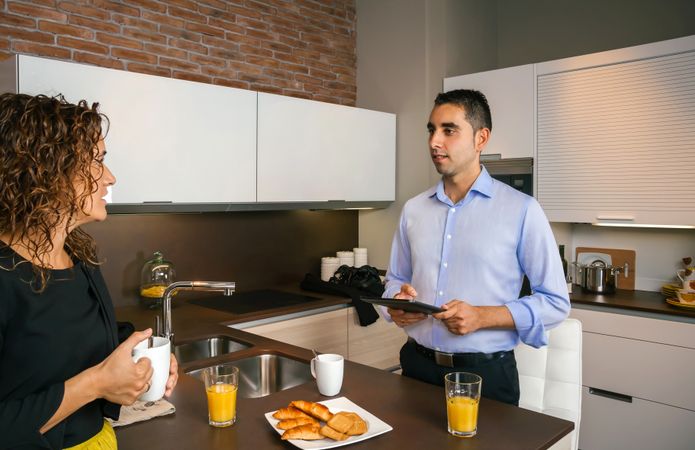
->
[482, 157, 533, 197]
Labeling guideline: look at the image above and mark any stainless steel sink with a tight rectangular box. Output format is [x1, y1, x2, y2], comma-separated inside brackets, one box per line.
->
[186, 354, 312, 398]
[173, 336, 251, 364]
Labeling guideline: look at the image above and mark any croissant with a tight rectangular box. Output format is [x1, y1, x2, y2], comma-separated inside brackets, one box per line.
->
[327, 412, 368, 436]
[280, 423, 323, 440]
[289, 400, 333, 422]
[272, 406, 312, 420]
[320, 425, 349, 441]
[277, 417, 319, 430]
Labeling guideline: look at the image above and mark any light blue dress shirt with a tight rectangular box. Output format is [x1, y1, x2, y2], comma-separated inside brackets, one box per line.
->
[383, 166, 570, 352]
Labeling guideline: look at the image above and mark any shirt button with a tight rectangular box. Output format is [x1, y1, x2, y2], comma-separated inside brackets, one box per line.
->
[443, 262, 448, 268]
[447, 234, 452, 239]
[450, 208, 455, 213]
[439, 291, 443, 296]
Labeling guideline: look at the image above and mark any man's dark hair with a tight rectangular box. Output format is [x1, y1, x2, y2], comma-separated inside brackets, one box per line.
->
[434, 89, 492, 132]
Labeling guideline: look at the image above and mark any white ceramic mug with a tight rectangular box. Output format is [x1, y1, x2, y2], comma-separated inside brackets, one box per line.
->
[310, 353, 344, 396]
[132, 336, 171, 402]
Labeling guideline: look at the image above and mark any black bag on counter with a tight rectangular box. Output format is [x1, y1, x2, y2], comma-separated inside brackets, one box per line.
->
[300, 267, 382, 326]
[329, 265, 384, 297]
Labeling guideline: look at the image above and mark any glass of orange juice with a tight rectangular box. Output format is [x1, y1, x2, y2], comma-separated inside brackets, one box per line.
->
[444, 372, 482, 437]
[203, 365, 239, 427]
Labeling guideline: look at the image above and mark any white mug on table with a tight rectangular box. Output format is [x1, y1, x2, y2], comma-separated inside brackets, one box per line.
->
[132, 336, 171, 402]
[311, 353, 344, 396]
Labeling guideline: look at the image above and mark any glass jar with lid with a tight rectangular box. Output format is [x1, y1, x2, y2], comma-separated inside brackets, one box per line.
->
[140, 251, 175, 309]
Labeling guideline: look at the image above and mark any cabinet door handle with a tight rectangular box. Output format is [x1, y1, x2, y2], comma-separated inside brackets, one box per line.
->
[588, 387, 633, 403]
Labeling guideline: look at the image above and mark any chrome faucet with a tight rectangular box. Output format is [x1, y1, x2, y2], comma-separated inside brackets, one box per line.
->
[160, 281, 235, 344]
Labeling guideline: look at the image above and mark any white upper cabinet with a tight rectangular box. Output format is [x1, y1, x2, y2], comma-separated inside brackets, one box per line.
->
[444, 64, 534, 159]
[9, 55, 257, 204]
[1, 55, 397, 209]
[256, 92, 396, 202]
[535, 35, 695, 226]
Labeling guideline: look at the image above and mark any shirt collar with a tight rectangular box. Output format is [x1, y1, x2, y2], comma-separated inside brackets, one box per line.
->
[429, 165, 495, 206]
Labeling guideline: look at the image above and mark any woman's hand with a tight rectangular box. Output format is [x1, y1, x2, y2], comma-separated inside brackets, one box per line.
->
[164, 354, 179, 397]
[91, 329, 154, 405]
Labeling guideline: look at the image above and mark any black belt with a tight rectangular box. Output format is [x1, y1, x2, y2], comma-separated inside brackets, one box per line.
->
[408, 339, 513, 368]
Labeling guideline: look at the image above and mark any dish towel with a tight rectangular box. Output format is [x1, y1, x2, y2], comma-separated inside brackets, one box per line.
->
[107, 399, 176, 427]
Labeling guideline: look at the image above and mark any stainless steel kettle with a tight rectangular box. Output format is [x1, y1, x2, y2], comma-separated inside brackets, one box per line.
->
[574, 260, 629, 294]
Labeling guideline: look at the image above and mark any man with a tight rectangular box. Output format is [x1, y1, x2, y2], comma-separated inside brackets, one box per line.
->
[383, 89, 570, 406]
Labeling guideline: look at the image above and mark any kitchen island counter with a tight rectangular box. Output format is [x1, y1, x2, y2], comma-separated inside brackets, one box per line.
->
[114, 302, 573, 450]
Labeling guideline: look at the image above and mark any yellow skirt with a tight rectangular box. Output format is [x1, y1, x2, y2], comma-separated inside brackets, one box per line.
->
[64, 420, 117, 450]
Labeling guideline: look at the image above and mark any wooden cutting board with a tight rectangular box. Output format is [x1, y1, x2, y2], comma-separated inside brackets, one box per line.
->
[575, 247, 636, 290]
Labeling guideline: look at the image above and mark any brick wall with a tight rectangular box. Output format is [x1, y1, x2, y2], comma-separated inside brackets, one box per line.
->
[0, 0, 356, 105]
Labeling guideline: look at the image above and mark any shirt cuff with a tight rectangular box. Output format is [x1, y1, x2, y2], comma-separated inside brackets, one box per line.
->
[505, 300, 548, 348]
[382, 284, 401, 299]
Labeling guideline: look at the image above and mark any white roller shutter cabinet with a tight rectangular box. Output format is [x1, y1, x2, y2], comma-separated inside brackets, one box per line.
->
[536, 42, 695, 226]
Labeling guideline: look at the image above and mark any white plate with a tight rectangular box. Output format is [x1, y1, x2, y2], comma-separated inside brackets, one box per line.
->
[264, 397, 393, 449]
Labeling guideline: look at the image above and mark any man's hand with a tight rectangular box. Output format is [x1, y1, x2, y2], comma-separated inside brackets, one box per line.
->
[432, 300, 482, 335]
[388, 284, 427, 328]
[433, 301, 515, 335]
[394, 283, 418, 301]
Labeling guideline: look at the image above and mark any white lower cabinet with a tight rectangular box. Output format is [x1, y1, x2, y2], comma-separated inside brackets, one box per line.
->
[570, 308, 695, 449]
[243, 308, 348, 357]
[242, 308, 407, 370]
[346, 309, 406, 370]
[581, 386, 695, 450]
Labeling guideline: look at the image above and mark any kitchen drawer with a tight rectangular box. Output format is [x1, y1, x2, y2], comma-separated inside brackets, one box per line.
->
[346, 309, 407, 370]
[570, 308, 695, 349]
[579, 386, 695, 450]
[582, 332, 695, 411]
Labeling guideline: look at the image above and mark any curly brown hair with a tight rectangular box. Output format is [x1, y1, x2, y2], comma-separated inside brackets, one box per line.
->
[0, 93, 108, 290]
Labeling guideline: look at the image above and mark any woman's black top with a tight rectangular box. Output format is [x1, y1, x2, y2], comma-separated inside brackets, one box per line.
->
[0, 245, 121, 449]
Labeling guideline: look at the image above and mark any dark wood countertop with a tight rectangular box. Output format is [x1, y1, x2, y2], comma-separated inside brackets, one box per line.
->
[113, 293, 573, 450]
[570, 285, 695, 319]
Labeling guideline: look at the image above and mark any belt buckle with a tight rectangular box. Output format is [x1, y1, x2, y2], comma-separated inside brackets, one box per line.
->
[434, 351, 454, 367]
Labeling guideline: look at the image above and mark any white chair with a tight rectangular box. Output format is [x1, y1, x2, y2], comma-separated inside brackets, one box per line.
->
[516, 318, 583, 450]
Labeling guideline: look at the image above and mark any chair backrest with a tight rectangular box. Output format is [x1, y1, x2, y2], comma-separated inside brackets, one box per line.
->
[516, 318, 582, 450]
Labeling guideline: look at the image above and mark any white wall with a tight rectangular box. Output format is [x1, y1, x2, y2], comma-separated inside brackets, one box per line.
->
[355, 0, 442, 269]
[357, 0, 695, 290]
[356, 0, 498, 269]
[570, 225, 695, 291]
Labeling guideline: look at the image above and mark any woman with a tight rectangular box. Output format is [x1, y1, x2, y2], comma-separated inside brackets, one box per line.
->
[0, 93, 178, 449]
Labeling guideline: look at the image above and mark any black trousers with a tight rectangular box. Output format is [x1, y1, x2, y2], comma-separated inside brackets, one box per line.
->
[399, 340, 520, 406]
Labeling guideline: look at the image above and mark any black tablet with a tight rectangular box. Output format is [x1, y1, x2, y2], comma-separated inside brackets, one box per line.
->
[360, 296, 444, 314]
